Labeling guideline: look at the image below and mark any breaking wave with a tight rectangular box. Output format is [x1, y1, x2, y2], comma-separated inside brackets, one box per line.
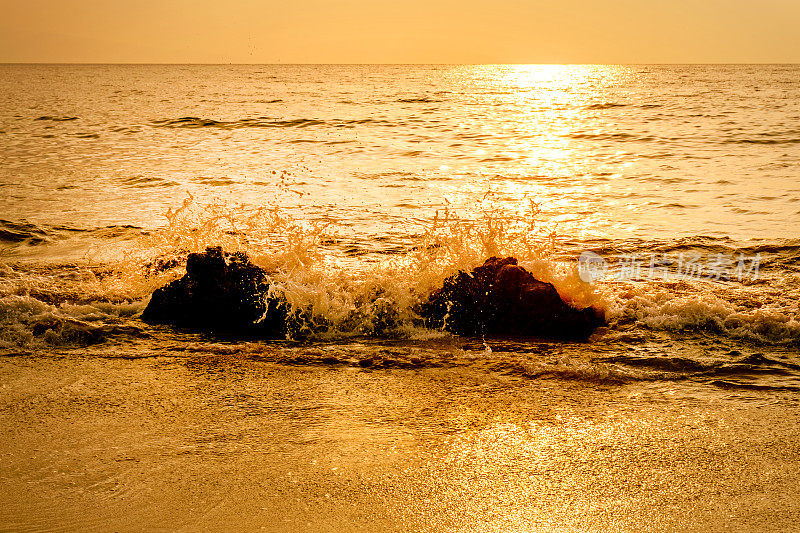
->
[0, 196, 797, 396]
[0, 293, 146, 349]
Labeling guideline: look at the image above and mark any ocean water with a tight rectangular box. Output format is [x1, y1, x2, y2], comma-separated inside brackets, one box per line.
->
[0, 64, 799, 391]
[2, 64, 800, 530]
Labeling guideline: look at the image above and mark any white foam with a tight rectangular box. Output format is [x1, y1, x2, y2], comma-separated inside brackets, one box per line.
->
[0, 293, 146, 349]
[605, 276, 800, 344]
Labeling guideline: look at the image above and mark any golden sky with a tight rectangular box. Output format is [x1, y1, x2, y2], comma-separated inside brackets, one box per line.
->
[1, 0, 799, 63]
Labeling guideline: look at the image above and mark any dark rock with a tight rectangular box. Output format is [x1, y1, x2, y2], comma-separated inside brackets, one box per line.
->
[141, 246, 287, 336]
[417, 257, 604, 339]
[142, 249, 602, 341]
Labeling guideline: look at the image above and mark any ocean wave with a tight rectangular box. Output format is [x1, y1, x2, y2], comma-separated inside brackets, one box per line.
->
[166, 342, 639, 385]
[0, 220, 82, 245]
[150, 116, 393, 129]
[611, 287, 800, 345]
[564, 236, 800, 261]
[584, 102, 628, 110]
[397, 96, 442, 104]
[34, 116, 78, 122]
[725, 138, 800, 145]
[723, 130, 800, 145]
[498, 357, 636, 384]
[706, 380, 800, 392]
[0, 220, 58, 245]
[119, 175, 180, 188]
[0, 294, 146, 349]
[564, 132, 655, 142]
[0, 220, 144, 248]
[1, 259, 797, 391]
[602, 352, 800, 377]
[2, 196, 798, 388]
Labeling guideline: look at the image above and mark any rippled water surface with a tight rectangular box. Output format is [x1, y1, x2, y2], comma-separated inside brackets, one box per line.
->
[0, 65, 799, 391]
[2, 64, 799, 237]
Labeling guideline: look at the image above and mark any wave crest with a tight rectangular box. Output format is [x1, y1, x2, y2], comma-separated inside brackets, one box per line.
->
[150, 116, 391, 129]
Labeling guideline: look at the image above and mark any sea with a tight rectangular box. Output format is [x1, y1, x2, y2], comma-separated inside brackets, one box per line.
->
[1, 64, 800, 530]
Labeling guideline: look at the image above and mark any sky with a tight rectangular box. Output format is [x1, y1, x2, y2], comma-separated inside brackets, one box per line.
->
[1, 0, 799, 64]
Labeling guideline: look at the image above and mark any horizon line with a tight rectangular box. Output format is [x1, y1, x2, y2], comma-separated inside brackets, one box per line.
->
[2, 62, 800, 66]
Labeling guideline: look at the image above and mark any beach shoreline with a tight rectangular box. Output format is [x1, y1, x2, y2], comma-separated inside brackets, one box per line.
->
[2, 352, 799, 532]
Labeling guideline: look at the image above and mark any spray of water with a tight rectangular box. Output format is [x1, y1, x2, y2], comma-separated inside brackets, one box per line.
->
[91, 193, 605, 338]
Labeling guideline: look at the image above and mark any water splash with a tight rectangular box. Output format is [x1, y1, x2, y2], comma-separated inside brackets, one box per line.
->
[89, 194, 605, 339]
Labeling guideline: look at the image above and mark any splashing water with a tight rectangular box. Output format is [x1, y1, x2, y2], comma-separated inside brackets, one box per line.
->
[93, 193, 604, 340]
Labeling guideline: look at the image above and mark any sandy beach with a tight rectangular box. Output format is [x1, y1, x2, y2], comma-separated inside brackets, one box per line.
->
[2, 352, 799, 532]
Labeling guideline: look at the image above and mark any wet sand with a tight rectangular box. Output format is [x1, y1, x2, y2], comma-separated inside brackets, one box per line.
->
[2, 353, 800, 532]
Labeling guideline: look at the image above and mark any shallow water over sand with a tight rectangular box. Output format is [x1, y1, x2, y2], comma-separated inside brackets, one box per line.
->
[3, 355, 800, 531]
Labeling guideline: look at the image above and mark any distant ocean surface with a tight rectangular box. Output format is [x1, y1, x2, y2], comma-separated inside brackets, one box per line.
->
[1, 64, 799, 392]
